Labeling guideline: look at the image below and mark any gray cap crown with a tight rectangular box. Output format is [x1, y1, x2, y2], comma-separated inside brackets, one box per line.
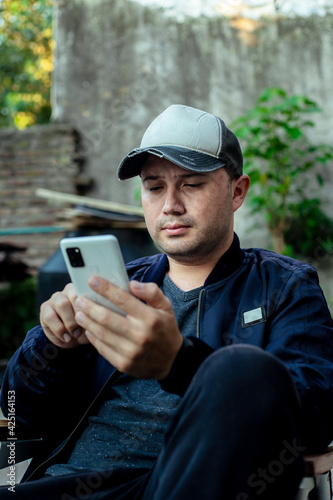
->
[117, 104, 243, 180]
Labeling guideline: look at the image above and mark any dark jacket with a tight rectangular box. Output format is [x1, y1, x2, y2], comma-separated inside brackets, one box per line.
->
[1, 234, 333, 480]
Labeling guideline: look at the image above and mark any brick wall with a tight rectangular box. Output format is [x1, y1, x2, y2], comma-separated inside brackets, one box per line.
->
[0, 123, 80, 270]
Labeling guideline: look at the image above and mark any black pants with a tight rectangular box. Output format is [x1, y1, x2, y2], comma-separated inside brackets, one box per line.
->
[0, 345, 305, 499]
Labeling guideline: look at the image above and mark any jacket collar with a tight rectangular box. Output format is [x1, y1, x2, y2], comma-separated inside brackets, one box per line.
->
[141, 233, 245, 287]
[204, 233, 245, 286]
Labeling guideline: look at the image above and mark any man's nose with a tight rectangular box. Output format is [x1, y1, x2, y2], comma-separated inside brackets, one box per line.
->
[162, 189, 185, 215]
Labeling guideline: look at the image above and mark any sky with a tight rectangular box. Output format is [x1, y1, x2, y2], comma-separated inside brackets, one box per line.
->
[133, 0, 333, 19]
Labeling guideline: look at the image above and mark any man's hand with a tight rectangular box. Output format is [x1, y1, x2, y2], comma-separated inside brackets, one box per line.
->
[74, 277, 184, 380]
[40, 283, 89, 349]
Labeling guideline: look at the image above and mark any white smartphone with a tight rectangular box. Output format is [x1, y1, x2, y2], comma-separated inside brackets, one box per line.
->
[60, 234, 129, 315]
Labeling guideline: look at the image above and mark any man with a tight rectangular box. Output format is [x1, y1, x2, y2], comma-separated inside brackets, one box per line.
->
[1, 104, 333, 499]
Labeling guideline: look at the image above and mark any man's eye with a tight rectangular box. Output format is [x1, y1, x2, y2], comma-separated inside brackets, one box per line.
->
[148, 186, 162, 192]
[185, 183, 203, 188]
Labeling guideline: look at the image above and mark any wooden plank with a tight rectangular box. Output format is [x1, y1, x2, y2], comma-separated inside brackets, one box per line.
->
[35, 188, 144, 216]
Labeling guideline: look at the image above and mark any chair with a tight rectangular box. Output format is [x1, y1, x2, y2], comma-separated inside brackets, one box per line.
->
[0, 418, 42, 485]
[296, 448, 333, 500]
[0, 419, 332, 498]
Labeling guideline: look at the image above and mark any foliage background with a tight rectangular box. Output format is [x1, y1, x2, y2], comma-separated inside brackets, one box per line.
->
[232, 87, 333, 259]
[0, 278, 37, 359]
[0, 0, 53, 129]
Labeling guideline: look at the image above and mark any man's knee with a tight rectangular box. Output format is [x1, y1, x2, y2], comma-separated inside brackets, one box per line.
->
[190, 344, 300, 417]
[197, 344, 288, 383]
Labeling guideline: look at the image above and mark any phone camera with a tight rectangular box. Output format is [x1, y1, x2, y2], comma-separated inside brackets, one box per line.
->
[66, 247, 85, 267]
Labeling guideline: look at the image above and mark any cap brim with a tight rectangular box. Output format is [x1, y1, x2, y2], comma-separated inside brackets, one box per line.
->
[117, 146, 225, 180]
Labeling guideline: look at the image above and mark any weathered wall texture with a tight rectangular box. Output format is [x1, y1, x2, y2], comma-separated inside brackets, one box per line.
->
[1, 0, 332, 302]
[50, 0, 333, 304]
[52, 0, 333, 209]
[0, 124, 79, 269]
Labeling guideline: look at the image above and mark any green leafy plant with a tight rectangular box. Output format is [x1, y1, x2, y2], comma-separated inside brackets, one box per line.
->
[232, 87, 333, 257]
[0, 0, 53, 129]
[0, 276, 37, 359]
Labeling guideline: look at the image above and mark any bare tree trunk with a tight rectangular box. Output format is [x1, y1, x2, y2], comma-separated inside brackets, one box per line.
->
[271, 229, 287, 255]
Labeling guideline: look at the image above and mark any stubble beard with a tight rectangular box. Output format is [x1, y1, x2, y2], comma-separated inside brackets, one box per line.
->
[151, 217, 232, 265]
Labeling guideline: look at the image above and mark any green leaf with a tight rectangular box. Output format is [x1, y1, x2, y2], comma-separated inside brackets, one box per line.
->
[233, 125, 252, 138]
[258, 87, 287, 102]
[234, 86, 333, 257]
[283, 125, 303, 139]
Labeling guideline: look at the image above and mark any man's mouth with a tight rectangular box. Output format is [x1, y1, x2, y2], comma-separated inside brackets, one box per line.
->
[162, 224, 191, 236]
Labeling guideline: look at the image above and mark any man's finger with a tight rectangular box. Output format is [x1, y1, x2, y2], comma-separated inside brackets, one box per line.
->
[129, 280, 173, 312]
[75, 297, 126, 334]
[88, 277, 173, 317]
[90, 276, 131, 307]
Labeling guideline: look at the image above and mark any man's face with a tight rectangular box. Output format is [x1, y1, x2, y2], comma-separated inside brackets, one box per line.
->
[141, 155, 239, 265]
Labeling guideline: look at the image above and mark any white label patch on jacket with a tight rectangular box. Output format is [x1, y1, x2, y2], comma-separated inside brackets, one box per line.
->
[242, 306, 266, 327]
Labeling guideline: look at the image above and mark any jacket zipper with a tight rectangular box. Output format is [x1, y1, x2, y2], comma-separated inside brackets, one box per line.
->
[24, 368, 119, 482]
[196, 288, 205, 338]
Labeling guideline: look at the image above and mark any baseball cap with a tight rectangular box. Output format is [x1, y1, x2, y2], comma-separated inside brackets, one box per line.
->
[117, 104, 243, 180]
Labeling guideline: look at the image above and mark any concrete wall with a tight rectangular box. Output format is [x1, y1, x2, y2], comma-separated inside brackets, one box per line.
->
[1, 0, 332, 303]
[50, 0, 333, 305]
[52, 0, 333, 207]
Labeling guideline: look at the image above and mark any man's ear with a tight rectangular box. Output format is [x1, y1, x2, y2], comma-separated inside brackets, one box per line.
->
[232, 175, 250, 212]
